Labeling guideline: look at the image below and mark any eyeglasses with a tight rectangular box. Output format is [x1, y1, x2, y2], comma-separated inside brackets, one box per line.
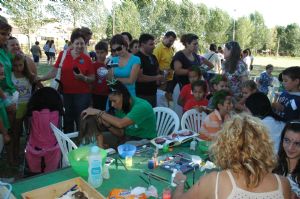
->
[283, 137, 300, 148]
[111, 46, 123, 52]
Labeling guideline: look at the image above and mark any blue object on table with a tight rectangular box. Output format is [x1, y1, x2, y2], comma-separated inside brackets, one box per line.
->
[117, 144, 136, 159]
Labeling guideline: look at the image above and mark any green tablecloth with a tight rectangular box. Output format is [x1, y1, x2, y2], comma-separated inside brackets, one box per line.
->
[12, 145, 208, 198]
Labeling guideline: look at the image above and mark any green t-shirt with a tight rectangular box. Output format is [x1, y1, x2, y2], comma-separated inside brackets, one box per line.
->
[0, 49, 16, 94]
[115, 97, 156, 139]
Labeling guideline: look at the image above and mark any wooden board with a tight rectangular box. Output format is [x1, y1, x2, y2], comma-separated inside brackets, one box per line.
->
[21, 177, 105, 199]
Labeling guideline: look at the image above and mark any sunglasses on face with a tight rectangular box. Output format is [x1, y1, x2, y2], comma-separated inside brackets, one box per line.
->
[111, 46, 123, 52]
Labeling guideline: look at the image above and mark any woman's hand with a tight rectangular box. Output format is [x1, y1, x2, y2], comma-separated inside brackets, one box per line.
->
[81, 107, 100, 119]
[73, 71, 86, 81]
[173, 172, 187, 186]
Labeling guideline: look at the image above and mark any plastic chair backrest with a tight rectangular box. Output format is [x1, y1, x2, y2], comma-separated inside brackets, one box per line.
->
[153, 107, 180, 137]
[181, 109, 207, 133]
[50, 123, 78, 167]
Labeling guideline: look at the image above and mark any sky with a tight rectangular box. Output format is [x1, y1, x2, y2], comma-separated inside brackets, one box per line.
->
[104, 0, 300, 28]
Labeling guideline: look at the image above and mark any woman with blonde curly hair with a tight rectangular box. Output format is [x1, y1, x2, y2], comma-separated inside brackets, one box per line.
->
[173, 114, 291, 199]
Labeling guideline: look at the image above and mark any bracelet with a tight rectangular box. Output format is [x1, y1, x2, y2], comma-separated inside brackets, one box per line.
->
[96, 111, 104, 121]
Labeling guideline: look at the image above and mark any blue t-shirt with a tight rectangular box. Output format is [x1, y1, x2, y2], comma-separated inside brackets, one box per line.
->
[276, 91, 300, 121]
[259, 71, 273, 94]
[112, 55, 141, 96]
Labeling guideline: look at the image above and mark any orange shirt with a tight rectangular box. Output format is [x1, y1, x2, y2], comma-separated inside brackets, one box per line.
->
[200, 109, 230, 141]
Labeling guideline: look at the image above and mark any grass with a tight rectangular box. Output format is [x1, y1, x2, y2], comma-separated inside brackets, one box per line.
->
[251, 56, 300, 78]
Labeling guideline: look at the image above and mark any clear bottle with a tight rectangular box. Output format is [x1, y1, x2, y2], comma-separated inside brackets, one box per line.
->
[102, 164, 110, 179]
[171, 169, 178, 187]
[88, 146, 103, 188]
[190, 138, 197, 151]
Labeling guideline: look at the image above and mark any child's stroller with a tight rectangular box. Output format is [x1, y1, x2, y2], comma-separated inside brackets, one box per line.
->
[24, 87, 64, 174]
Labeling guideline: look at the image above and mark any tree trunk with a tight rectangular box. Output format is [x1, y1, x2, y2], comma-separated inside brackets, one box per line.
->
[27, 33, 32, 54]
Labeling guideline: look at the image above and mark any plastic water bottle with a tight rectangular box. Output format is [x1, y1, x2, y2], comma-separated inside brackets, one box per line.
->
[190, 138, 197, 151]
[88, 146, 103, 188]
[171, 169, 178, 187]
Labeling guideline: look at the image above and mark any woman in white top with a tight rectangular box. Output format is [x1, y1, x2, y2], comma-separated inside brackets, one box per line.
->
[173, 113, 291, 199]
[245, 92, 285, 153]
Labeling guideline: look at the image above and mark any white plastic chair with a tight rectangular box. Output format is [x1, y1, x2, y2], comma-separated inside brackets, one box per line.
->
[50, 123, 78, 167]
[153, 107, 180, 137]
[181, 109, 207, 133]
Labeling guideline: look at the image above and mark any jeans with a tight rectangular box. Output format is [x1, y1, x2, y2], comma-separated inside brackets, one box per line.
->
[63, 93, 91, 133]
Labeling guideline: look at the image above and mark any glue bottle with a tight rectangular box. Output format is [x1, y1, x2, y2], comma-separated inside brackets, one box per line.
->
[190, 138, 197, 151]
[171, 169, 178, 187]
[88, 146, 103, 188]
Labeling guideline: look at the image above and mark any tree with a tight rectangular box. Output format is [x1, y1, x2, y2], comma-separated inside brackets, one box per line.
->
[276, 26, 287, 55]
[205, 8, 231, 46]
[177, 0, 209, 51]
[264, 28, 277, 53]
[0, 0, 56, 48]
[46, 1, 83, 28]
[249, 11, 268, 51]
[113, 0, 141, 38]
[80, 1, 109, 41]
[139, 0, 179, 38]
[284, 23, 300, 56]
[131, 0, 153, 10]
[235, 16, 254, 49]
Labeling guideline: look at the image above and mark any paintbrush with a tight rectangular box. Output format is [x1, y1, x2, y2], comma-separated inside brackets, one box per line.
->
[117, 157, 128, 171]
[139, 175, 150, 185]
[142, 171, 170, 184]
[142, 170, 168, 181]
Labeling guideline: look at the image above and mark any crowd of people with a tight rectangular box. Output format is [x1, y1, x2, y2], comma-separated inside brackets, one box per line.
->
[0, 17, 300, 197]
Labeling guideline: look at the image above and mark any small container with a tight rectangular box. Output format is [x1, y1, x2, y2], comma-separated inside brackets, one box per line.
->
[148, 159, 154, 169]
[102, 164, 110, 179]
[162, 187, 172, 199]
[163, 144, 169, 153]
[125, 156, 133, 167]
[190, 138, 197, 151]
[171, 169, 178, 187]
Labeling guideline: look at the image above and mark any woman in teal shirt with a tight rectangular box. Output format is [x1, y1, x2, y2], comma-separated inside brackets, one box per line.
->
[82, 80, 156, 147]
[108, 34, 140, 96]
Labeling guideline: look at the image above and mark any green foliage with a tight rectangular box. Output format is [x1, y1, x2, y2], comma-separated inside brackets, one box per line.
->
[249, 11, 268, 50]
[46, 1, 83, 28]
[205, 8, 231, 46]
[114, 0, 141, 38]
[80, 1, 109, 41]
[140, 0, 175, 38]
[235, 16, 254, 49]
[284, 23, 300, 56]
[46, 0, 108, 40]
[1, 0, 56, 35]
